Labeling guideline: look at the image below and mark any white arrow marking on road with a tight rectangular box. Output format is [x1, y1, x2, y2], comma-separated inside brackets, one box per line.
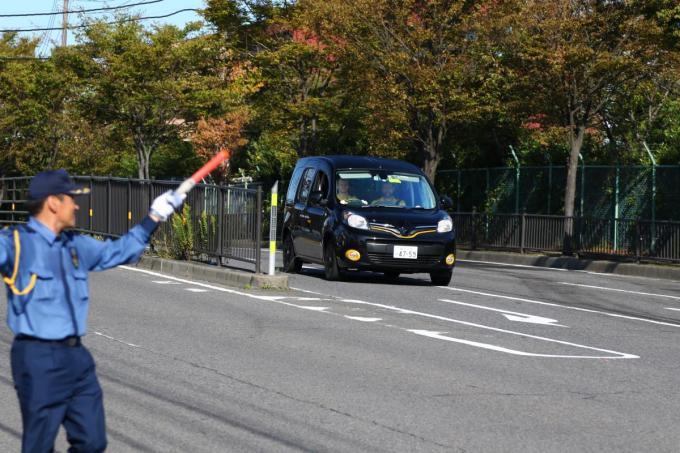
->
[438, 286, 680, 328]
[438, 299, 567, 327]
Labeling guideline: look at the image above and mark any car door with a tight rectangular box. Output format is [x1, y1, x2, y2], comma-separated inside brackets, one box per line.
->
[293, 167, 317, 258]
[305, 170, 330, 262]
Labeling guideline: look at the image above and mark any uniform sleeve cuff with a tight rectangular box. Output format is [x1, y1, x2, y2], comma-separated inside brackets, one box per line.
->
[139, 215, 159, 236]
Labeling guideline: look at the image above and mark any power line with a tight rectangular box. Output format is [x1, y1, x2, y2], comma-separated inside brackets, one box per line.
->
[36, 0, 60, 56]
[0, 0, 167, 18]
[0, 56, 49, 61]
[0, 9, 200, 33]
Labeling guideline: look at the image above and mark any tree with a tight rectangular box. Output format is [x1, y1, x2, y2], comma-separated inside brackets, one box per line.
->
[0, 34, 85, 175]
[63, 20, 230, 179]
[481, 1, 672, 227]
[299, 0, 505, 182]
[191, 109, 250, 184]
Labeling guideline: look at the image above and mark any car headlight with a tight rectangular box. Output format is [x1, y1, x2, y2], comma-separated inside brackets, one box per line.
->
[437, 216, 453, 233]
[344, 212, 369, 230]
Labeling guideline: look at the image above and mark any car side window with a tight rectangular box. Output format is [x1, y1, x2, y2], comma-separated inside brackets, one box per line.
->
[286, 167, 305, 204]
[296, 168, 316, 204]
[311, 171, 329, 204]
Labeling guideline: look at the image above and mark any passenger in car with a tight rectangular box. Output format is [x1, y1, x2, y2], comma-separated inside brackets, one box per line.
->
[371, 181, 406, 207]
[336, 178, 359, 204]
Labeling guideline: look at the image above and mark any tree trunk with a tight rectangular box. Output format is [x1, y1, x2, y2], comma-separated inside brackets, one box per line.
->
[136, 146, 151, 180]
[564, 125, 585, 219]
[563, 125, 585, 254]
[422, 124, 445, 183]
[422, 142, 441, 183]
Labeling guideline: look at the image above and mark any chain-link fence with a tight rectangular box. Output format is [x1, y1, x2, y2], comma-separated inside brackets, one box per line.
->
[437, 165, 680, 220]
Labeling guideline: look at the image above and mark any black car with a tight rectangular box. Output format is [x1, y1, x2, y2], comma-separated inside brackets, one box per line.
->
[282, 156, 456, 285]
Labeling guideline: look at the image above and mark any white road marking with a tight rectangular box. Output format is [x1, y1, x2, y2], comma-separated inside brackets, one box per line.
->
[122, 268, 637, 359]
[409, 330, 635, 359]
[438, 299, 566, 327]
[299, 306, 329, 311]
[439, 286, 680, 328]
[185, 288, 209, 293]
[271, 296, 333, 301]
[93, 331, 139, 348]
[290, 287, 328, 296]
[459, 259, 673, 281]
[152, 280, 181, 285]
[459, 259, 568, 271]
[333, 298, 637, 359]
[345, 316, 382, 322]
[665, 308, 680, 312]
[557, 282, 680, 300]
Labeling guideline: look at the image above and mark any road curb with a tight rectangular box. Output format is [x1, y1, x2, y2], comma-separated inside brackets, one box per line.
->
[135, 255, 289, 289]
[457, 249, 680, 281]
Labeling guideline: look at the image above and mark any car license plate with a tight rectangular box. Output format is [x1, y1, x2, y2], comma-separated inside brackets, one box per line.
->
[393, 246, 418, 259]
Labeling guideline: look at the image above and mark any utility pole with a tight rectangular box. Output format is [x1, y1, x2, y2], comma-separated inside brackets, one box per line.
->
[62, 0, 69, 47]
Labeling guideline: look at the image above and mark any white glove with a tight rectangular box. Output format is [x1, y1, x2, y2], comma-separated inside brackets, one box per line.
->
[150, 190, 186, 221]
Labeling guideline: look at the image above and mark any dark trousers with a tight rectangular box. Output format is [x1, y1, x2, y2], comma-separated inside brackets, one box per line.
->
[11, 338, 107, 453]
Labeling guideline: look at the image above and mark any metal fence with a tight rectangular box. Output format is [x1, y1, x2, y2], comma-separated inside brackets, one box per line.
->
[452, 211, 680, 263]
[0, 176, 263, 271]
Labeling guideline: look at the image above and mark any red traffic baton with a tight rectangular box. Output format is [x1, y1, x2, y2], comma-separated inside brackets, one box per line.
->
[176, 149, 231, 195]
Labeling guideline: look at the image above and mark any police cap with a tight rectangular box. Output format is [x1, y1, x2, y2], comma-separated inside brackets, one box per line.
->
[28, 169, 90, 200]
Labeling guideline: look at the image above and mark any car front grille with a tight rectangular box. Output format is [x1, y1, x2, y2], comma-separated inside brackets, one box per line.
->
[366, 253, 442, 268]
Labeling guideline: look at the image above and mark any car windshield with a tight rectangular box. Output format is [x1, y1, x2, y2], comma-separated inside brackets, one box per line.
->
[335, 170, 436, 209]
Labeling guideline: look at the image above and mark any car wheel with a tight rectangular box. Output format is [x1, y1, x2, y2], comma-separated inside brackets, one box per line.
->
[323, 240, 341, 281]
[282, 234, 302, 273]
[430, 269, 453, 286]
[383, 271, 400, 281]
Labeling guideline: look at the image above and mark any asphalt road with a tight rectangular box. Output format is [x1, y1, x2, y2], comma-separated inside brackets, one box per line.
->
[2, 259, 680, 452]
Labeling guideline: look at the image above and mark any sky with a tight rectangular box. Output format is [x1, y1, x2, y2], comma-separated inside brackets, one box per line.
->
[0, 0, 207, 57]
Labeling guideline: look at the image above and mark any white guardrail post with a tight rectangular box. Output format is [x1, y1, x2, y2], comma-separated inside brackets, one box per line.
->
[269, 181, 278, 276]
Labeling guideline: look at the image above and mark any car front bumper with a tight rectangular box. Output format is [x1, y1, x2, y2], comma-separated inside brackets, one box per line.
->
[332, 226, 456, 273]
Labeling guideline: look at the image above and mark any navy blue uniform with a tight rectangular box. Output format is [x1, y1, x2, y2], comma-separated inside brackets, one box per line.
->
[2, 216, 158, 452]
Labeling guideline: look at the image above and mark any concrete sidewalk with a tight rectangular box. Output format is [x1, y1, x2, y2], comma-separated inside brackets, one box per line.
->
[458, 249, 680, 282]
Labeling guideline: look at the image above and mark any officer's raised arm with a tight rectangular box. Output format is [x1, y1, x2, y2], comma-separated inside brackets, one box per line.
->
[76, 190, 186, 272]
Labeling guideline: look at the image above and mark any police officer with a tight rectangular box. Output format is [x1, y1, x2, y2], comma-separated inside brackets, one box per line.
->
[0, 169, 185, 452]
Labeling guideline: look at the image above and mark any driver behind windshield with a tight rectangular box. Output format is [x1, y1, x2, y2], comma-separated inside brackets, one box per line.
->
[371, 181, 406, 207]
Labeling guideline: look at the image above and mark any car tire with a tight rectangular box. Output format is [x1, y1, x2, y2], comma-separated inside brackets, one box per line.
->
[430, 269, 453, 286]
[282, 234, 302, 273]
[383, 271, 400, 281]
[323, 240, 341, 281]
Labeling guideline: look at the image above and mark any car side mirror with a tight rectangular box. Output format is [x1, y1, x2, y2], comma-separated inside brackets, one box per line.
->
[309, 191, 326, 206]
[440, 195, 453, 210]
